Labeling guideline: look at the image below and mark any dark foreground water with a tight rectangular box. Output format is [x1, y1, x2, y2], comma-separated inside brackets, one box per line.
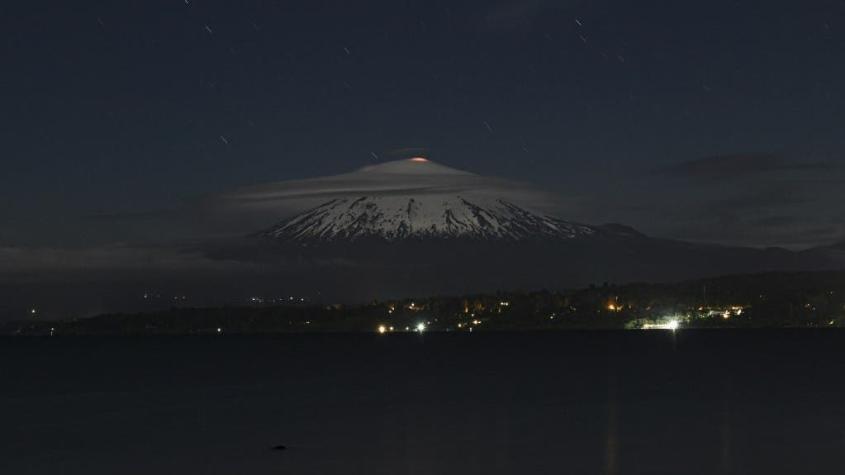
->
[2, 331, 845, 475]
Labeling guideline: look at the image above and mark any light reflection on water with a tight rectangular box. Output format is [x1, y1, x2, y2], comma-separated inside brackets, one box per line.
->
[2, 331, 844, 474]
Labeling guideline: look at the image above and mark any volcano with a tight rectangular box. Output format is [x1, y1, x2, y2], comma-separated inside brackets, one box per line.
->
[256, 158, 614, 243]
[217, 158, 835, 299]
[258, 196, 598, 243]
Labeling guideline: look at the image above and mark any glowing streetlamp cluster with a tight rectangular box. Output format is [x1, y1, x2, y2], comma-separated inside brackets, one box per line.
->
[376, 323, 420, 334]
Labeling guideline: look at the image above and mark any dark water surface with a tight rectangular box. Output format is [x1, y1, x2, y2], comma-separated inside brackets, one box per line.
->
[2, 331, 844, 474]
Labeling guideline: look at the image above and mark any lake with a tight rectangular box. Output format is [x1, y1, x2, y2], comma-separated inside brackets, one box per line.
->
[2, 331, 844, 474]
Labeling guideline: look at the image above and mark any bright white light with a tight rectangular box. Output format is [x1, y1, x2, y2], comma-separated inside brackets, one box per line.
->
[416, 322, 426, 333]
[409, 157, 428, 162]
[377, 325, 387, 334]
[642, 319, 681, 331]
[216, 327, 222, 334]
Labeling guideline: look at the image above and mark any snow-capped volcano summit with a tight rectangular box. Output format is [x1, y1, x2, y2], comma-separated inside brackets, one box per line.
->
[258, 194, 596, 242]
[255, 158, 598, 243]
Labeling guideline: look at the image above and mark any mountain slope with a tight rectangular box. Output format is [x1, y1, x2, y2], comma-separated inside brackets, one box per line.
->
[258, 195, 597, 243]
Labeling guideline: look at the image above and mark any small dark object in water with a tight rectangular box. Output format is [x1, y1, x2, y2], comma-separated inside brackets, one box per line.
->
[272, 445, 287, 451]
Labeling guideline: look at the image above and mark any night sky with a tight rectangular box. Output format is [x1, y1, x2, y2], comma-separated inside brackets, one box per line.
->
[3, 0, 845, 249]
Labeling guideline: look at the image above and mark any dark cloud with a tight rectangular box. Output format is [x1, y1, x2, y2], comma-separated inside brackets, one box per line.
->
[0, 244, 251, 278]
[750, 215, 805, 228]
[661, 154, 834, 180]
[82, 210, 168, 222]
[700, 184, 815, 214]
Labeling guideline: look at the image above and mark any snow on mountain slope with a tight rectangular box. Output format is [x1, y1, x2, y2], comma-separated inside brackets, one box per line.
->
[258, 194, 596, 242]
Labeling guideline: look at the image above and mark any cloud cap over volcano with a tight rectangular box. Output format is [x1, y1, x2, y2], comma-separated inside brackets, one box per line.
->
[202, 158, 564, 236]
